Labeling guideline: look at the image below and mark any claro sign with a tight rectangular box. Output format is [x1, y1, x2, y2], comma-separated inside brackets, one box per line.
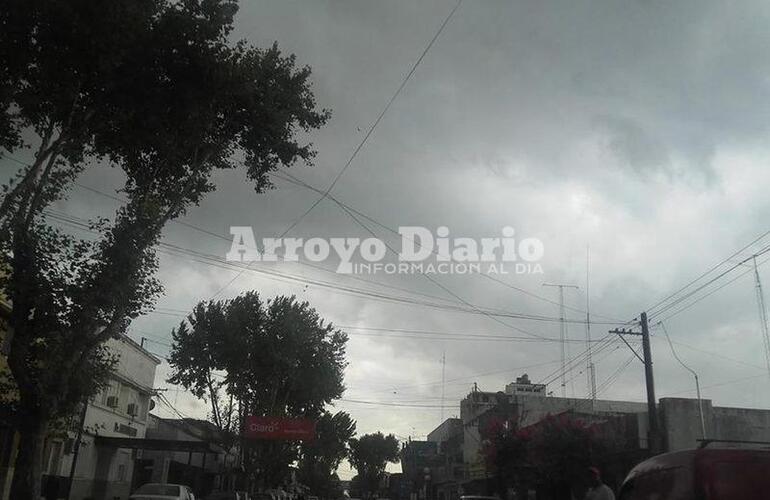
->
[244, 416, 316, 441]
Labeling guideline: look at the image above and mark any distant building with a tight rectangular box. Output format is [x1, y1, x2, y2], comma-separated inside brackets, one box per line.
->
[504, 374, 546, 397]
[426, 419, 463, 500]
[0, 330, 160, 500]
[62, 334, 161, 500]
[138, 414, 232, 496]
[401, 440, 440, 500]
[423, 375, 770, 499]
[0, 292, 16, 500]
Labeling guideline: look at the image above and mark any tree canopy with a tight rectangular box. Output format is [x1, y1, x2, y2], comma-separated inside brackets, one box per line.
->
[168, 292, 349, 487]
[298, 411, 357, 499]
[481, 413, 623, 499]
[0, 1, 328, 497]
[349, 432, 400, 498]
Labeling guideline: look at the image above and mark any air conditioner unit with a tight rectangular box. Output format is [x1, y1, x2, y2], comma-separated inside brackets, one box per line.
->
[106, 396, 119, 408]
[127, 403, 138, 417]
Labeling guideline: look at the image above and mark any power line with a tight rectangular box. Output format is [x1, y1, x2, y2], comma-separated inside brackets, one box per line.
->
[359, 358, 565, 395]
[7, 151, 617, 325]
[214, 0, 463, 297]
[41, 208, 770, 379]
[648, 242, 770, 320]
[594, 353, 636, 397]
[651, 334, 764, 371]
[339, 398, 460, 409]
[47, 208, 560, 344]
[645, 229, 770, 316]
[659, 321, 706, 438]
[43, 197, 624, 329]
[272, 170, 623, 323]
[44, 208, 608, 327]
[340, 325, 617, 343]
[654, 251, 770, 323]
[334, 198, 553, 341]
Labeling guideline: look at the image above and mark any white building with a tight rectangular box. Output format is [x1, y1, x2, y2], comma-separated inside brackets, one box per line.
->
[460, 380, 649, 481]
[504, 374, 546, 397]
[54, 334, 160, 500]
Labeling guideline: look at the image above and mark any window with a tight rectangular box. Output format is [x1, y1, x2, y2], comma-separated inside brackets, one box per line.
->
[112, 450, 130, 482]
[99, 380, 119, 406]
[42, 440, 63, 476]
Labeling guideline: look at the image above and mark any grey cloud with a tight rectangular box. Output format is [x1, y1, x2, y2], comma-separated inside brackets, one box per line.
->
[6, 0, 770, 471]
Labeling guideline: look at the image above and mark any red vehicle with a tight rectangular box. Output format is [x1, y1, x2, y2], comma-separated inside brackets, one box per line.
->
[618, 442, 770, 499]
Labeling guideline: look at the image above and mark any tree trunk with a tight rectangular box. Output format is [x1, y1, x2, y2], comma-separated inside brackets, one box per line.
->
[9, 415, 48, 500]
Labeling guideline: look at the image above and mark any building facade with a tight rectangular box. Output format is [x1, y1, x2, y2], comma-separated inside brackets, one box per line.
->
[138, 414, 232, 496]
[13, 336, 160, 500]
[59, 334, 160, 500]
[426, 419, 463, 500]
[421, 374, 770, 500]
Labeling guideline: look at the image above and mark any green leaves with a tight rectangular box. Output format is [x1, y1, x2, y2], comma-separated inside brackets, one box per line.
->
[298, 411, 357, 498]
[349, 432, 400, 496]
[167, 293, 349, 487]
[0, 2, 329, 495]
[169, 292, 348, 419]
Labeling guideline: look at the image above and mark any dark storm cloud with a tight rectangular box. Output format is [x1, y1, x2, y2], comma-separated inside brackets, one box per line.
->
[4, 0, 770, 475]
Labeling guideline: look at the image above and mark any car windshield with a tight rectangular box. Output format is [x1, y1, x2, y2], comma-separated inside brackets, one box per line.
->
[135, 484, 181, 496]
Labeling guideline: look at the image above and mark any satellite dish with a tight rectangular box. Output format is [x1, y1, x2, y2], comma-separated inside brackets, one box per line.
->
[149, 399, 156, 411]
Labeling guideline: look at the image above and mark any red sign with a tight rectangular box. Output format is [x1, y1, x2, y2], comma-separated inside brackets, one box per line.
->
[244, 416, 316, 441]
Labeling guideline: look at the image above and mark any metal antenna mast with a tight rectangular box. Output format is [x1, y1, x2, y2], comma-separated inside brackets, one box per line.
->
[752, 255, 770, 379]
[586, 246, 597, 401]
[440, 351, 446, 422]
[543, 282, 580, 397]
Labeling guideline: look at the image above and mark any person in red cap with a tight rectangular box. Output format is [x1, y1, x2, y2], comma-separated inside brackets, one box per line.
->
[585, 467, 615, 500]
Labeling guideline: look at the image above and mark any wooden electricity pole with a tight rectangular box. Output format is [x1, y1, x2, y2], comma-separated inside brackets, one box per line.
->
[610, 311, 660, 453]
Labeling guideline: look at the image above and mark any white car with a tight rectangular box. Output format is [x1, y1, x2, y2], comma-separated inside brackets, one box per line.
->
[130, 483, 196, 500]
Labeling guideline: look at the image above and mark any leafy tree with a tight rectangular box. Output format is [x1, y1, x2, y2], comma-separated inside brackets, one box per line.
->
[481, 414, 621, 499]
[480, 416, 530, 497]
[298, 411, 357, 499]
[349, 432, 400, 498]
[0, 0, 328, 497]
[168, 292, 349, 488]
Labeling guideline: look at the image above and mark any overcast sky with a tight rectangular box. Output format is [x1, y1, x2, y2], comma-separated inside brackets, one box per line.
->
[5, 0, 770, 479]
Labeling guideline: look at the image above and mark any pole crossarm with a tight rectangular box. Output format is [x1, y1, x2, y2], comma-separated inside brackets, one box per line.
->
[611, 330, 645, 363]
[608, 327, 642, 336]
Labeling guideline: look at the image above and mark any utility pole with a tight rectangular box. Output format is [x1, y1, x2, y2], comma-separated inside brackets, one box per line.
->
[752, 255, 770, 380]
[543, 282, 579, 397]
[660, 321, 706, 439]
[609, 312, 660, 453]
[66, 399, 89, 499]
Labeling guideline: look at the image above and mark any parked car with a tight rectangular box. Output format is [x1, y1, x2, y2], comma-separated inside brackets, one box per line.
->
[130, 483, 196, 500]
[618, 445, 770, 499]
[204, 491, 249, 500]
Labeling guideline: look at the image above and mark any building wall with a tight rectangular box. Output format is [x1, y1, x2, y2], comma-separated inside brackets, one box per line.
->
[513, 395, 647, 428]
[0, 300, 16, 500]
[58, 335, 160, 500]
[660, 397, 770, 451]
[427, 419, 462, 444]
[460, 391, 649, 472]
[425, 419, 464, 500]
[460, 391, 499, 475]
[140, 414, 228, 495]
